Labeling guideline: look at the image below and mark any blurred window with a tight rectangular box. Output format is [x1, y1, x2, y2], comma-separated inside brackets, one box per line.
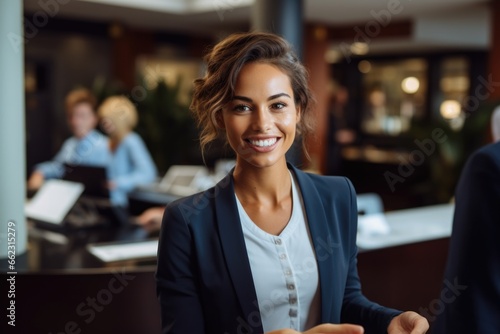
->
[438, 57, 470, 131]
[360, 58, 427, 136]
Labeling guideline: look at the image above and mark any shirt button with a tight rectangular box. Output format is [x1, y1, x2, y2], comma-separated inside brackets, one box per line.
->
[289, 309, 298, 317]
[290, 298, 297, 305]
[285, 269, 292, 276]
[288, 284, 295, 290]
[275, 238, 282, 245]
[279, 254, 287, 260]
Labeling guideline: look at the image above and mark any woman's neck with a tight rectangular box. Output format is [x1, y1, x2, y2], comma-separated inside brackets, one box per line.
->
[232, 159, 291, 206]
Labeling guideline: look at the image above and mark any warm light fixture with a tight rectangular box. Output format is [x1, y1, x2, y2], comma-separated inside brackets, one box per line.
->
[440, 100, 462, 119]
[358, 60, 371, 73]
[325, 49, 342, 63]
[401, 76, 420, 94]
[350, 42, 369, 55]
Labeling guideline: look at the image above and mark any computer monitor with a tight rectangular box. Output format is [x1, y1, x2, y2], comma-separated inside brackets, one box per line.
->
[158, 165, 209, 196]
[63, 163, 109, 199]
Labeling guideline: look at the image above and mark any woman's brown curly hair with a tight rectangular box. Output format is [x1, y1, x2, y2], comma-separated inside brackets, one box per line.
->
[190, 31, 315, 160]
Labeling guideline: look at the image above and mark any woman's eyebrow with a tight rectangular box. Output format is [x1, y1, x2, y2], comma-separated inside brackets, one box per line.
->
[268, 93, 291, 101]
[232, 95, 253, 102]
[232, 92, 291, 102]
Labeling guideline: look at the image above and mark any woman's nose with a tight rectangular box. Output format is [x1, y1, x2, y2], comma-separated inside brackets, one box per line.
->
[252, 107, 272, 131]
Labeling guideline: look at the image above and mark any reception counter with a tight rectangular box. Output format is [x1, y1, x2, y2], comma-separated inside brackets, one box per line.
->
[0, 203, 455, 333]
[357, 203, 454, 251]
[356, 203, 454, 329]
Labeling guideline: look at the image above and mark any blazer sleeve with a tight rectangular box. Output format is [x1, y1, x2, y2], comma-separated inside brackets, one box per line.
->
[340, 177, 402, 333]
[156, 202, 205, 334]
[444, 145, 500, 331]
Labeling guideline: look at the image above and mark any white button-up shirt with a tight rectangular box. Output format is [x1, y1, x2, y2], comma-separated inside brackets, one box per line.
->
[236, 172, 321, 332]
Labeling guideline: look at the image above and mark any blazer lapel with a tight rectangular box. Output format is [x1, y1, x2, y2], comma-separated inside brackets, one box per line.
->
[289, 164, 341, 322]
[214, 172, 263, 331]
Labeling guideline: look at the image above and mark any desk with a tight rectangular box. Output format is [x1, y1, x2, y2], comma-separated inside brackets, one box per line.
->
[357, 203, 454, 251]
[15, 186, 177, 272]
[0, 221, 157, 272]
[0, 203, 455, 333]
[1, 189, 176, 333]
[127, 189, 180, 215]
[0, 268, 161, 333]
[0, 222, 162, 333]
[356, 204, 454, 328]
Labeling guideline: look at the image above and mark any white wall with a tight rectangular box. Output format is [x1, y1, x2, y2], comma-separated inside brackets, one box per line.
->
[0, 1, 27, 258]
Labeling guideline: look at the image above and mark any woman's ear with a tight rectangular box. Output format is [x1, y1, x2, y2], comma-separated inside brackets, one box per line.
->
[296, 106, 301, 123]
[215, 112, 225, 129]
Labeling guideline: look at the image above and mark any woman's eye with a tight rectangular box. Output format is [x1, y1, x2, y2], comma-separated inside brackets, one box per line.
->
[234, 104, 251, 112]
[272, 102, 286, 110]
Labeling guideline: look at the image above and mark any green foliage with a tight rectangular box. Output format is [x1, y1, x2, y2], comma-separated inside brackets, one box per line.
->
[135, 78, 200, 174]
[408, 100, 499, 203]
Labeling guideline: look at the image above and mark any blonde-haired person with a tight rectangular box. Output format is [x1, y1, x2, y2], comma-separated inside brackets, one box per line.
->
[98, 95, 157, 207]
[28, 88, 109, 190]
[156, 32, 429, 334]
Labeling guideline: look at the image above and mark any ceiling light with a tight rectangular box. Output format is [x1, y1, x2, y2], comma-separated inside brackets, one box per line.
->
[440, 100, 462, 119]
[401, 77, 420, 94]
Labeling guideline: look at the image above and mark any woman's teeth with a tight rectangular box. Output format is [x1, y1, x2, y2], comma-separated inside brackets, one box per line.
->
[249, 138, 277, 147]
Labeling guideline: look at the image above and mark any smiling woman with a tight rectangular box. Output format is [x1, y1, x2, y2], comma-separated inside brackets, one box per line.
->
[221, 62, 299, 170]
[156, 32, 429, 334]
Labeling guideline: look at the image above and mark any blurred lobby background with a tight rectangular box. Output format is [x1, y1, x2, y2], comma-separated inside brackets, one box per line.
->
[1, 1, 499, 332]
[19, 0, 500, 210]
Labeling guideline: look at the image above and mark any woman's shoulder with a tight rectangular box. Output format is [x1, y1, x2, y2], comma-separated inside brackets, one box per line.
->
[164, 184, 220, 224]
[291, 167, 357, 212]
[294, 167, 355, 193]
[304, 171, 351, 185]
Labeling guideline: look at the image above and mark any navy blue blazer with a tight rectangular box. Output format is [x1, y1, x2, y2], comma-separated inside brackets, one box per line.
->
[432, 142, 500, 333]
[156, 164, 401, 334]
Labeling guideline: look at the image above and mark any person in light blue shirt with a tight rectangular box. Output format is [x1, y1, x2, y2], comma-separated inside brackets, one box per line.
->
[28, 88, 109, 190]
[98, 95, 157, 206]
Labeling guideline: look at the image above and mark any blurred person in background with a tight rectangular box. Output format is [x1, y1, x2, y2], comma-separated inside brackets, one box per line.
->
[27, 88, 108, 190]
[432, 134, 500, 332]
[98, 95, 157, 207]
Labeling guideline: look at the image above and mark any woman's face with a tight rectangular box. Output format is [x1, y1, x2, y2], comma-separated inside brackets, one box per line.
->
[221, 62, 300, 170]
